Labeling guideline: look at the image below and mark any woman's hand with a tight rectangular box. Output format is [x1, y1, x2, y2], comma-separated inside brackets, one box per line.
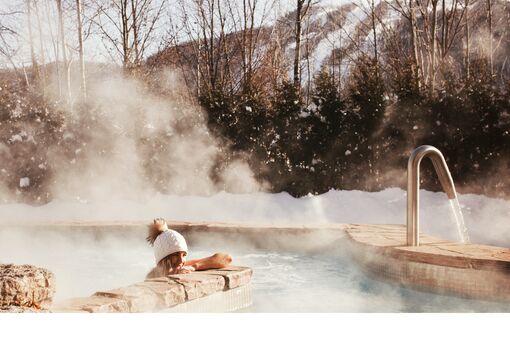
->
[169, 265, 195, 274]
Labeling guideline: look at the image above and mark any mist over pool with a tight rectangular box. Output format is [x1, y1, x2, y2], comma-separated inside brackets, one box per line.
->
[1, 188, 509, 311]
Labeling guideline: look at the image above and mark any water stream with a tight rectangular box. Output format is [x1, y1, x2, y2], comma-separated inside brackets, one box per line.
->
[449, 197, 470, 243]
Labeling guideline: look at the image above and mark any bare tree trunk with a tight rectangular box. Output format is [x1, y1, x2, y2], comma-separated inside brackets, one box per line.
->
[22, 63, 30, 86]
[56, 0, 72, 101]
[487, 0, 493, 75]
[34, 0, 47, 93]
[305, 13, 311, 104]
[208, 0, 215, 89]
[130, 0, 140, 67]
[197, 0, 209, 93]
[26, 0, 39, 83]
[92, 0, 164, 76]
[293, 0, 312, 88]
[119, 0, 130, 71]
[464, 0, 470, 79]
[331, 44, 335, 81]
[76, 0, 86, 100]
[430, 0, 438, 95]
[293, 0, 304, 88]
[441, 0, 446, 56]
[247, 0, 256, 89]
[196, 0, 216, 92]
[240, 0, 248, 83]
[370, 0, 379, 79]
[217, 2, 231, 92]
[43, 0, 60, 96]
[196, 26, 201, 97]
[269, 21, 283, 89]
[409, 0, 421, 89]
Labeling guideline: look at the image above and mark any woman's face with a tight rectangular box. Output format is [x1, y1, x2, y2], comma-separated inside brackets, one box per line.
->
[169, 251, 187, 269]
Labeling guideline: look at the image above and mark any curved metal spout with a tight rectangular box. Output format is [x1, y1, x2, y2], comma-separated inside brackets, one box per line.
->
[407, 145, 457, 246]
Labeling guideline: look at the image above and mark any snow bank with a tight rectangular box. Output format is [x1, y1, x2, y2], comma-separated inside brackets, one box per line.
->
[0, 188, 508, 247]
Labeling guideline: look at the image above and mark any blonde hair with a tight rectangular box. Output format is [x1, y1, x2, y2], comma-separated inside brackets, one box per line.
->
[146, 256, 174, 279]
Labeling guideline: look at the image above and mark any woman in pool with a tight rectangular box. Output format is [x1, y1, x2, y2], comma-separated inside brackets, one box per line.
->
[146, 218, 232, 278]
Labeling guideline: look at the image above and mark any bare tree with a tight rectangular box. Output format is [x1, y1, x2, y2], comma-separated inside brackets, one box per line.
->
[464, 0, 470, 78]
[0, 9, 24, 81]
[76, 0, 86, 99]
[91, 0, 165, 73]
[56, 0, 72, 100]
[486, 0, 493, 75]
[227, 0, 274, 90]
[388, 0, 423, 89]
[410, 0, 422, 88]
[26, 0, 40, 83]
[389, 0, 466, 94]
[369, 0, 379, 78]
[34, 0, 47, 91]
[429, 0, 439, 95]
[293, 0, 312, 88]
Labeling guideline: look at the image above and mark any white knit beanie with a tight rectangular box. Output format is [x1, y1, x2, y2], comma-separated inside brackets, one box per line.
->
[153, 229, 188, 264]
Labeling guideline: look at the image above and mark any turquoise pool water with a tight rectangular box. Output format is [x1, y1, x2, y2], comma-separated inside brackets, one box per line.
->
[1, 226, 509, 312]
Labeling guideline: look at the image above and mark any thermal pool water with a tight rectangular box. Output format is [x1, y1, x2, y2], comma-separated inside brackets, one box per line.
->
[1, 226, 509, 312]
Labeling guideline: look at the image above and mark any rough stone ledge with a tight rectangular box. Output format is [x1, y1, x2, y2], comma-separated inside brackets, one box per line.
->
[52, 266, 252, 313]
[0, 264, 55, 312]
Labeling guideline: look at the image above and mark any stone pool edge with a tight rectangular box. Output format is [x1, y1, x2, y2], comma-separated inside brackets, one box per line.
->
[343, 223, 510, 301]
[52, 266, 252, 313]
[4, 220, 510, 308]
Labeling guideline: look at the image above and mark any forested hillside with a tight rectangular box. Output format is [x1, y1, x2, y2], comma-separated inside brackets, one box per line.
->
[0, 0, 509, 203]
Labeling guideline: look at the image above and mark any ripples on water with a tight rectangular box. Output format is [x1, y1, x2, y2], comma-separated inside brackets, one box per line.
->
[192, 244, 510, 313]
[1, 227, 509, 312]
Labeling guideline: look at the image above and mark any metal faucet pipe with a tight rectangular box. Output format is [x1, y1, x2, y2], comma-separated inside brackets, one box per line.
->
[407, 145, 457, 246]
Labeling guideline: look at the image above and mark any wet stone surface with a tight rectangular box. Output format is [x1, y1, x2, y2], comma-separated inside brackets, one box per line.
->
[344, 224, 510, 301]
[52, 266, 252, 313]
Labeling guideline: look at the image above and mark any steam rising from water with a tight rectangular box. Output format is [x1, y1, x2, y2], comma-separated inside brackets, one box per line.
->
[0, 188, 509, 307]
[43, 69, 266, 201]
[0, 69, 509, 311]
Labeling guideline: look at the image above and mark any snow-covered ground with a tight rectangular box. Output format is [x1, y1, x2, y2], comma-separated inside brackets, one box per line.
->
[1, 188, 509, 247]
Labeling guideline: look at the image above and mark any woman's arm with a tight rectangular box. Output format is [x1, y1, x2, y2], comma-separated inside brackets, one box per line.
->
[185, 253, 233, 271]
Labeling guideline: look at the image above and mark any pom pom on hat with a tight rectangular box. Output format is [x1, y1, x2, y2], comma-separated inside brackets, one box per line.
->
[153, 229, 188, 264]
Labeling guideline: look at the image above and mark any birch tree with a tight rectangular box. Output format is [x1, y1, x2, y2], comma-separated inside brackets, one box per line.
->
[55, 0, 72, 100]
[26, 0, 40, 83]
[76, 0, 86, 99]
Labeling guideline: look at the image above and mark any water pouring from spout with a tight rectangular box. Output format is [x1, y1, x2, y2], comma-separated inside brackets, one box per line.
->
[407, 145, 470, 246]
[449, 198, 470, 243]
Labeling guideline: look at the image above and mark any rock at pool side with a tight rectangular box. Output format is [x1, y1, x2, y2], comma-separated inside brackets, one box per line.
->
[0, 264, 56, 312]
